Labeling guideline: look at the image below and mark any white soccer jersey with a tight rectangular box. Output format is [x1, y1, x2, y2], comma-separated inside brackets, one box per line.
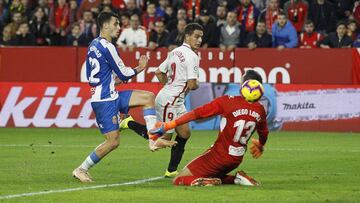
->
[157, 43, 200, 105]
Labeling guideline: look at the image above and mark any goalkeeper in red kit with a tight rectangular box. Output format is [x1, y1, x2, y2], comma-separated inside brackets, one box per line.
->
[149, 70, 269, 186]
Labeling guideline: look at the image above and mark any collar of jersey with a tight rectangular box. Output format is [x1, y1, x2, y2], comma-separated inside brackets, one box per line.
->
[181, 43, 197, 55]
[182, 43, 192, 49]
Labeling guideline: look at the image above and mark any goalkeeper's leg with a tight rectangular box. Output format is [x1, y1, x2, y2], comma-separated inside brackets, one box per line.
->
[173, 167, 221, 186]
[221, 171, 260, 186]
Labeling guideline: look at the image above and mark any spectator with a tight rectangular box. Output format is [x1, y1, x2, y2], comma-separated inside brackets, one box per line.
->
[195, 9, 218, 48]
[259, 0, 283, 34]
[222, 0, 238, 11]
[110, 0, 126, 10]
[69, 0, 78, 27]
[299, 20, 323, 48]
[166, 8, 187, 31]
[171, 0, 185, 11]
[347, 19, 358, 41]
[308, 0, 337, 34]
[148, 20, 168, 50]
[21, 0, 32, 18]
[116, 14, 147, 51]
[236, 0, 260, 34]
[78, 10, 96, 46]
[253, 0, 267, 11]
[336, 0, 355, 20]
[100, 5, 112, 12]
[215, 4, 227, 27]
[119, 0, 141, 17]
[272, 12, 298, 49]
[284, 0, 309, 33]
[9, 0, 25, 17]
[245, 21, 272, 49]
[29, 7, 51, 45]
[98, 0, 116, 13]
[166, 18, 186, 50]
[119, 12, 130, 33]
[7, 11, 23, 37]
[319, 21, 353, 48]
[200, 0, 221, 16]
[76, 0, 101, 20]
[219, 11, 241, 51]
[66, 22, 82, 46]
[156, 0, 168, 18]
[142, 2, 160, 32]
[0, 0, 10, 24]
[37, 0, 50, 16]
[353, 1, 360, 26]
[13, 21, 36, 45]
[0, 24, 13, 45]
[163, 5, 174, 25]
[49, 0, 70, 45]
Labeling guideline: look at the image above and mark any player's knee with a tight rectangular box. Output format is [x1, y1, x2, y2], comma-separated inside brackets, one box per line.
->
[144, 92, 155, 105]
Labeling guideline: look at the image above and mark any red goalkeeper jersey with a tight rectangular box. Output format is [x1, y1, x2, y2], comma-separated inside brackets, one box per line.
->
[193, 95, 269, 162]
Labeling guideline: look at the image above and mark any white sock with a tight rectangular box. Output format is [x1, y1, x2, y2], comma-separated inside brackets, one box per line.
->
[79, 156, 95, 171]
[79, 151, 101, 170]
[144, 115, 157, 131]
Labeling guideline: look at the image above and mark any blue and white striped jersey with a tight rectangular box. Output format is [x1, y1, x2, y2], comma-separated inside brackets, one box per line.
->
[86, 37, 137, 102]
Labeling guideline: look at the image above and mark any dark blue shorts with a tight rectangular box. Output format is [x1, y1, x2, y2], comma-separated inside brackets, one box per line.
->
[91, 90, 133, 134]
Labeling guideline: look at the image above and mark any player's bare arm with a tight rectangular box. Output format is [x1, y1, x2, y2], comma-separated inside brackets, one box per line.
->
[155, 68, 167, 85]
[187, 79, 199, 90]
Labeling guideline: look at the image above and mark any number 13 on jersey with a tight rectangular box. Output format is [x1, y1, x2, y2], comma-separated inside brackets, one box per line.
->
[233, 120, 256, 144]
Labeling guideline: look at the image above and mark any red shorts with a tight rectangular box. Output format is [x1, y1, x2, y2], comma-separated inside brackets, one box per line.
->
[186, 147, 243, 178]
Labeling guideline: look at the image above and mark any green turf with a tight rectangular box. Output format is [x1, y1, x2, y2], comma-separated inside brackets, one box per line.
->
[0, 128, 359, 203]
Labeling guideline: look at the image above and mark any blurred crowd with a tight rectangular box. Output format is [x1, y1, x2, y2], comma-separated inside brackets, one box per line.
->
[1, 0, 360, 49]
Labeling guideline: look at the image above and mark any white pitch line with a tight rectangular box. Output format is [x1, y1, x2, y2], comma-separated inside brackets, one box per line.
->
[0, 176, 163, 200]
[0, 144, 359, 153]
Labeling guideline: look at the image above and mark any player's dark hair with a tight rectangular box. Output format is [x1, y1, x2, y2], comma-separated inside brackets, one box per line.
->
[242, 70, 263, 84]
[97, 11, 119, 30]
[184, 23, 203, 36]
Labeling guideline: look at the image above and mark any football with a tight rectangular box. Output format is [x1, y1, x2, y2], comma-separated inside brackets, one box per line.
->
[240, 80, 264, 102]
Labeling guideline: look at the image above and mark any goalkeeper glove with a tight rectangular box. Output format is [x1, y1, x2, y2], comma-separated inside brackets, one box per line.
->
[250, 138, 264, 159]
[148, 121, 177, 139]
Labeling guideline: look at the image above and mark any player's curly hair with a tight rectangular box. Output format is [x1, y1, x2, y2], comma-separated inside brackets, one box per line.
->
[242, 70, 263, 84]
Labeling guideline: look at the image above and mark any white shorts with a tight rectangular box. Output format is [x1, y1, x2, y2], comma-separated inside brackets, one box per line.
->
[155, 93, 187, 134]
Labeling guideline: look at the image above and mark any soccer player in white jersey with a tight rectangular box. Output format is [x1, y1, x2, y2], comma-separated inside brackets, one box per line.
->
[152, 23, 204, 177]
[72, 12, 176, 183]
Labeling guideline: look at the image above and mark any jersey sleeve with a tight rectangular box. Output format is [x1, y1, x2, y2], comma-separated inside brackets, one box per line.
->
[105, 43, 137, 81]
[158, 54, 169, 73]
[256, 105, 269, 146]
[186, 54, 199, 80]
[193, 96, 225, 119]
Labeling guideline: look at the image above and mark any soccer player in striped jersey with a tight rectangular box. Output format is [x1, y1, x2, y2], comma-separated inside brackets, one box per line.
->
[72, 12, 176, 183]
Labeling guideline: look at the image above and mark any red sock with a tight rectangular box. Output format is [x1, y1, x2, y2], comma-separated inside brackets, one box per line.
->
[173, 176, 202, 186]
[221, 175, 236, 184]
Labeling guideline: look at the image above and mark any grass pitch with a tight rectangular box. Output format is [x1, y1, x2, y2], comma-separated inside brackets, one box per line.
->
[0, 128, 359, 203]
